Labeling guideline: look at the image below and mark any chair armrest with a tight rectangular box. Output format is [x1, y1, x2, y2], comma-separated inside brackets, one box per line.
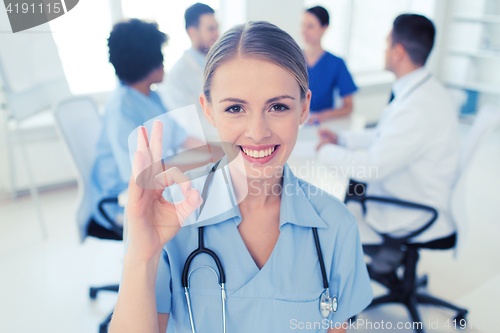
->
[343, 179, 438, 244]
[361, 196, 438, 245]
[98, 197, 124, 238]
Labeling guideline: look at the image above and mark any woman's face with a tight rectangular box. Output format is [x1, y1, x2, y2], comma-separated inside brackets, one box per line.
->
[302, 12, 327, 45]
[201, 57, 311, 180]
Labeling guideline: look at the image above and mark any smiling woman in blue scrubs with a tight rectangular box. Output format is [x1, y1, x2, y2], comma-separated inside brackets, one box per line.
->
[302, 6, 358, 124]
[109, 21, 372, 333]
[90, 19, 203, 235]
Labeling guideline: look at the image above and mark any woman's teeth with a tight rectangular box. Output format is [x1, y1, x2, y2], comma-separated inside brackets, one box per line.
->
[241, 146, 276, 158]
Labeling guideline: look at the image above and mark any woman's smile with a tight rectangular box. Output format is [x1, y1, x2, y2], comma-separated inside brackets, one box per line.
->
[238, 144, 281, 164]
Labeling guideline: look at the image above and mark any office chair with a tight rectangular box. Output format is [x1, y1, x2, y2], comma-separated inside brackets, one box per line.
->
[54, 97, 124, 333]
[344, 105, 500, 333]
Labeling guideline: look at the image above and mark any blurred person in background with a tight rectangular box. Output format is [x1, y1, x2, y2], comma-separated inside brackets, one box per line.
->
[302, 6, 357, 124]
[90, 19, 204, 235]
[316, 14, 459, 245]
[158, 2, 219, 141]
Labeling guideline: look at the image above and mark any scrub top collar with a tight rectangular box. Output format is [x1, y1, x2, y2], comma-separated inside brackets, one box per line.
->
[279, 163, 328, 230]
[392, 67, 428, 101]
[304, 50, 327, 69]
[189, 158, 328, 230]
[119, 81, 157, 101]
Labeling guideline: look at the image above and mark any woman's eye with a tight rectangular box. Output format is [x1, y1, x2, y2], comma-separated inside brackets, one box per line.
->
[271, 104, 289, 112]
[225, 105, 243, 113]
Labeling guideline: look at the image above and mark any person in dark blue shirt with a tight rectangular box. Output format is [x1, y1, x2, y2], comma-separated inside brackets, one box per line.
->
[302, 6, 358, 124]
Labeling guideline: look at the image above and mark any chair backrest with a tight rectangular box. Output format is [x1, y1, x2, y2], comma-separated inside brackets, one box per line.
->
[54, 97, 102, 242]
[451, 105, 500, 257]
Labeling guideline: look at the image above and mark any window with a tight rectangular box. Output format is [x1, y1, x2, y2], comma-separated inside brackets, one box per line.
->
[49, 0, 116, 95]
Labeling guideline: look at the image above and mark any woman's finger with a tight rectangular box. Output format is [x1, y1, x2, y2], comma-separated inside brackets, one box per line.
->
[135, 126, 153, 173]
[318, 129, 335, 142]
[150, 120, 163, 163]
[172, 188, 203, 226]
[154, 167, 192, 197]
[129, 151, 147, 202]
[318, 128, 330, 136]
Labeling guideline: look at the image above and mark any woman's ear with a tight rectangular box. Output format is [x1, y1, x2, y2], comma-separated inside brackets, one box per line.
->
[199, 92, 216, 127]
[299, 89, 312, 125]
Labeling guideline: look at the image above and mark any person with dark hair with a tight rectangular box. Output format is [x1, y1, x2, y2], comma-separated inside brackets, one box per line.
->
[90, 19, 204, 233]
[158, 3, 219, 141]
[302, 6, 357, 123]
[390, 14, 436, 67]
[316, 14, 460, 245]
[108, 19, 167, 85]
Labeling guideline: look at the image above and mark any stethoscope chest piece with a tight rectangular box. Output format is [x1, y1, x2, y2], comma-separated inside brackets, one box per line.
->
[319, 289, 338, 318]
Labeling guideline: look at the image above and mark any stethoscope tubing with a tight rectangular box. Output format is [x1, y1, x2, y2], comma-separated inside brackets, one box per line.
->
[181, 159, 227, 333]
[182, 227, 226, 287]
[180, 158, 335, 333]
[312, 227, 329, 290]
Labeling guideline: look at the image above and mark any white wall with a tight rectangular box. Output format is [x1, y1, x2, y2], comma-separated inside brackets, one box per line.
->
[0, 109, 11, 195]
[245, 0, 304, 42]
[219, 0, 305, 41]
[218, 0, 246, 33]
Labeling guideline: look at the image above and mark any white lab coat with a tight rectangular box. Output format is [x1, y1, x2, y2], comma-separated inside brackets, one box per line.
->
[318, 68, 460, 243]
[157, 48, 219, 142]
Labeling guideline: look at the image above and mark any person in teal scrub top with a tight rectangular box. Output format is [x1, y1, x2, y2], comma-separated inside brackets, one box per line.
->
[109, 21, 372, 333]
[90, 19, 204, 236]
[302, 6, 358, 124]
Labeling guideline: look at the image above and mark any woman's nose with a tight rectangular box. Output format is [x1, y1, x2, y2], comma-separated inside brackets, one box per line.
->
[245, 114, 271, 142]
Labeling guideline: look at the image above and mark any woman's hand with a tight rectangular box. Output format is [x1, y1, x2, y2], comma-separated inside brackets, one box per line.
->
[126, 120, 203, 261]
[306, 113, 324, 125]
[316, 128, 338, 151]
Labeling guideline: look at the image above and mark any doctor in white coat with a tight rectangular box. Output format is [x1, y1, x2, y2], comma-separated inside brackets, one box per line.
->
[316, 14, 460, 244]
[158, 3, 219, 141]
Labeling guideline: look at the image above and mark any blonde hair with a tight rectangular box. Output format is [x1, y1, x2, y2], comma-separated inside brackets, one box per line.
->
[203, 21, 308, 102]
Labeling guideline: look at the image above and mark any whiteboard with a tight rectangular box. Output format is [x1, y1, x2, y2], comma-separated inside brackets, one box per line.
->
[0, 6, 71, 120]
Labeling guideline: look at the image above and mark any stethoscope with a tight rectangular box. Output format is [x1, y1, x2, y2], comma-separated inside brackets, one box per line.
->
[181, 158, 337, 333]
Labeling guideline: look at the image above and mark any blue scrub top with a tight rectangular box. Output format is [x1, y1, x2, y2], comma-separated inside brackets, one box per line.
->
[90, 84, 187, 229]
[307, 52, 357, 113]
[156, 159, 373, 332]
